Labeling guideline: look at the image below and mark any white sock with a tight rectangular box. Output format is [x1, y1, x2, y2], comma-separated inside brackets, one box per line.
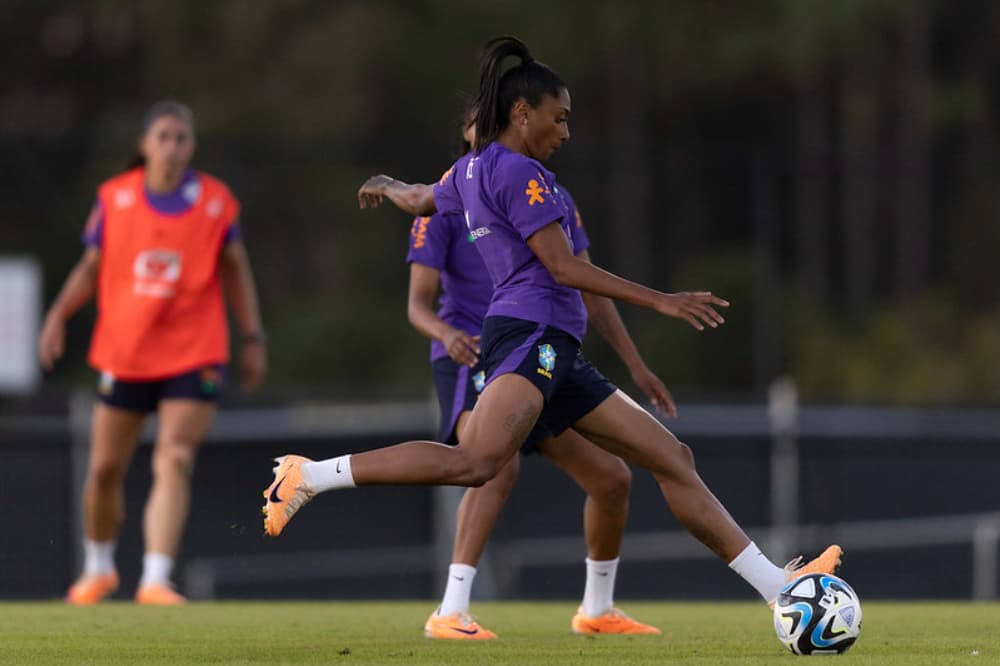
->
[438, 563, 477, 616]
[582, 557, 619, 617]
[139, 552, 174, 587]
[301, 455, 356, 493]
[83, 539, 116, 576]
[728, 541, 785, 602]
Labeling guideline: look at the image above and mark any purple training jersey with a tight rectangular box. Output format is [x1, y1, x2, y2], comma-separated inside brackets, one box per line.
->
[433, 142, 589, 341]
[82, 169, 241, 248]
[406, 211, 491, 361]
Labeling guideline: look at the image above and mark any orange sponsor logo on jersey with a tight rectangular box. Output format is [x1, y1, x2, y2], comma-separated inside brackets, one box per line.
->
[525, 179, 545, 206]
[411, 216, 432, 249]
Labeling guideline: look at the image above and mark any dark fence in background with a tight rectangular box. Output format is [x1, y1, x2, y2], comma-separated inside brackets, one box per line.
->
[3, 403, 999, 601]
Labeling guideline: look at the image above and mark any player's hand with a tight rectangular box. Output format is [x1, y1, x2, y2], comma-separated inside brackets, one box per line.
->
[630, 364, 677, 418]
[240, 339, 267, 392]
[443, 329, 480, 368]
[358, 175, 395, 209]
[38, 314, 66, 371]
[654, 292, 729, 331]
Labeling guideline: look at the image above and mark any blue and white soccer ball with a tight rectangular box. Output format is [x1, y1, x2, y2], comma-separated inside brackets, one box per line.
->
[773, 573, 862, 655]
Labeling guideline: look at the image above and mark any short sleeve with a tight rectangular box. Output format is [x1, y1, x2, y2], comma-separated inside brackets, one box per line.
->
[558, 187, 590, 255]
[223, 221, 242, 245]
[497, 159, 564, 241]
[406, 214, 448, 270]
[212, 182, 241, 249]
[81, 198, 104, 248]
[222, 188, 241, 229]
[432, 160, 463, 217]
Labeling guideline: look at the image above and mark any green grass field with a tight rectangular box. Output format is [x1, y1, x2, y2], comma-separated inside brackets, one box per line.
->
[0, 601, 996, 664]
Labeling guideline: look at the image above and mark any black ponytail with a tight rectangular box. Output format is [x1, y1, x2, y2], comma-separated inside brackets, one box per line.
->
[472, 36, 565, 151]
[457, 95, 477, 156]
[125, 99, 195, 171]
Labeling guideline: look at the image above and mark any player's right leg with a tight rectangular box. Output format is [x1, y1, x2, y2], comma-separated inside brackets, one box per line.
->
[425, 412, 513, 639]
[67, 399, 146, 605]
[263, 373, 543, 536]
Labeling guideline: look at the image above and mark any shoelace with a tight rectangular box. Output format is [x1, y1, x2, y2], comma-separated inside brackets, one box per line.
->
[783, 555, 805, 575]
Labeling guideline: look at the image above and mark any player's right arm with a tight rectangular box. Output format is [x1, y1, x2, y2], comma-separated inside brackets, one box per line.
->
[527, 224, 727, 331]
[39, 247, 101, 370]
[358, 175, 436, 216]
[407, 263, 479, 368]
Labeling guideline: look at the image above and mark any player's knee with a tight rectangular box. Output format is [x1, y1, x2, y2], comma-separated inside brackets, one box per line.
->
[152, 440, 197, 478]
[590, 458, 631, 506]
[89, 458, 128, 489]
[677, 439, 696, 469]
[458, 452, 507, 487]
[649, 434, 697, 485]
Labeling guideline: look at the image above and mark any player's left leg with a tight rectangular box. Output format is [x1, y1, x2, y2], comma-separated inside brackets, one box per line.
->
[137, 397, 216, 605]
[572, 389, 840, 605]
[538, 429, 660, 635]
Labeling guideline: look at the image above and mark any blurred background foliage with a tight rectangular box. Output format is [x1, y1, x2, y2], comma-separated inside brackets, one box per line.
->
[2, 0, 998, 405]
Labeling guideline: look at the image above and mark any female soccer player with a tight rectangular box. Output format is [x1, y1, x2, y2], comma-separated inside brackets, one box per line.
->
[40, 100, 267, 605]
[263, 37, 840, 616]
[408, 112, 669, 637]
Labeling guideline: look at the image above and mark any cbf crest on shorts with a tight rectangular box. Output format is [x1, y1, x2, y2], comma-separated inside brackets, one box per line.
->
[472, 370, 486, 394]
[537, 343, 556, 380]
[98, 371, 115, 395]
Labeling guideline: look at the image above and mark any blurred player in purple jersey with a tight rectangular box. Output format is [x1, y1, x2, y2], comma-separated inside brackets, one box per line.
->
[264, 37, 841, 620]
[405, 109, 667, 638]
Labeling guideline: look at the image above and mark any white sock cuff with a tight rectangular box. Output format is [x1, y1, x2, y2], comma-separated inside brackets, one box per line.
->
[449, 563, 477, 580]
[83, 539, 117, 576]
[301, 455, 356, 493]
[728, 541, 761, 570]
[586, 556, 620, 570]
[140, 552, 174, 587]
[727, 541, 785, 602]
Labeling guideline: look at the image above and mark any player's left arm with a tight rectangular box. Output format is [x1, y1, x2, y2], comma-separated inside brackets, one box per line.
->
[577, 248, 676, 417]
[220, 238, 267, 391]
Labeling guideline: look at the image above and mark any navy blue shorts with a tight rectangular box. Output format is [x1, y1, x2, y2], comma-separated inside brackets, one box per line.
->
[431, 355, 550, 452]
[481, 316, 617, 438]
[96, 365, 225, 413]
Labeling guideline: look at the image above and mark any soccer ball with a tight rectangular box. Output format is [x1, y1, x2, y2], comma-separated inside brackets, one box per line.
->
[773, 573, 862, 655]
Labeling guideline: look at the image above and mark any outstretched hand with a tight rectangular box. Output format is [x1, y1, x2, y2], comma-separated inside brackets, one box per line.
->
[631, 364, 677, 418]
[358, 175, 395, 209]
[655, 292, 729, 331]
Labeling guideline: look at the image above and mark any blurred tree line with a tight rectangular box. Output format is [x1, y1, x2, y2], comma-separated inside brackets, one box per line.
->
[2, 0, 998, 404]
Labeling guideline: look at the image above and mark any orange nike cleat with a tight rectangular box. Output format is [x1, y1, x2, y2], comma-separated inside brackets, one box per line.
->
[571, 607, 662, 635]
[424, 609, 498, 640]
[770, 544, 844, 608]
[65, 571, 119, 605]
[262, 455, 315, 537]
[135, 583, 186, 605]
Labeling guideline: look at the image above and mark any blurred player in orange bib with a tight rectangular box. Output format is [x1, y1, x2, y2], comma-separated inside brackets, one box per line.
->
[39, 100, 267, 605]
